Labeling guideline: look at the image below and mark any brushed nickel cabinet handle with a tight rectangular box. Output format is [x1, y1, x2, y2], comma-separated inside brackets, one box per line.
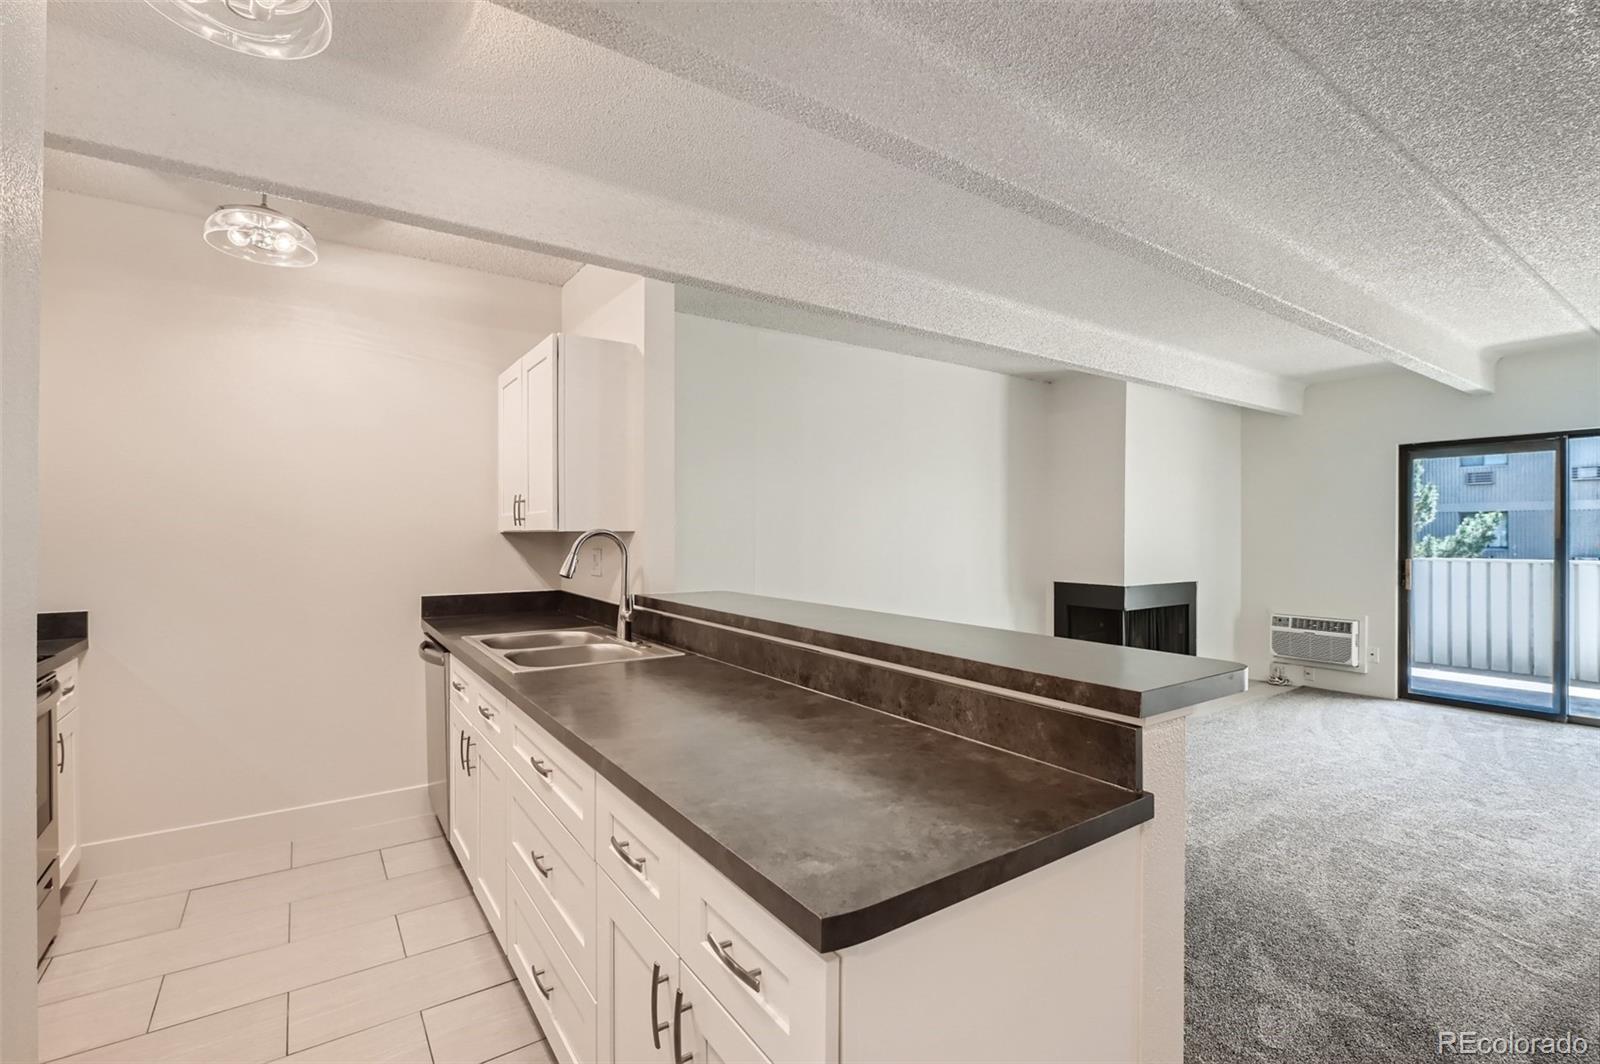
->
[530, 965, 553, 999]
[57, 734, 65, 773]
[477, 704, 495, 722]
[651, 963, 669, 1049]
[530, 852, 552, 878]
[610, 836, 646, 873]
[529, 756, 553, 779]
[464, 737, 475, 776]
[707, 935, 762, 993]
[451, 680, 467, 693]
[672, 990, 693, 1064]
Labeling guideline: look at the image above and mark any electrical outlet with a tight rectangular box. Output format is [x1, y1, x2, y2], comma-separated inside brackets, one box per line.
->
[590, 545, 604, 578]
[1368, 646, 1381, 665]
[1302, 667, 1316, 684]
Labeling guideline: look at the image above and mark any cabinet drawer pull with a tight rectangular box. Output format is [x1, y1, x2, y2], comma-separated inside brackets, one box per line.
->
[651, 963, 669, 1049]
[458, 732, 466, 770]
[464, 737, 475, 776]
[530, 965, 553, 1000]
[609, 836, 646, 872]
[477, 704, 496, 722]
[528, 756, 553, 779]
[530, 852, 553, 878]
[57, 734, 65, 773]
[672, 990, 693, 1064]
[450, 680, 467, 693]
[707, 935, 762, 993]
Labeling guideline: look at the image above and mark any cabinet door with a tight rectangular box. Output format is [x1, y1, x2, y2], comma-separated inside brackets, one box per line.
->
[497, 356, 528, 532]
[448, 708, 479, 876]
[522, 337, 558, 531]
[56, 707, 81, 882]
[474, 740, 509, 947]
[676, 966, 771, 1064]
[597, 876, 675, 1064]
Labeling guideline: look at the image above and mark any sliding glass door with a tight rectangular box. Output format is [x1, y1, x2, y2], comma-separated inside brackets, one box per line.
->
[1569, 434, 1600, 723]
[1402, 437, 1563, 717]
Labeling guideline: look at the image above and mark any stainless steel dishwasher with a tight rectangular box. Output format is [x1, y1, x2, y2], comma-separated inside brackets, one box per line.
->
[418, 638, 449, 831]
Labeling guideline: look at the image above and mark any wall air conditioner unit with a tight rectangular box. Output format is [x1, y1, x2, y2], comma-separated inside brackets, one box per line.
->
[1465, 470, 1495, 486]
[1270, 612, 1366, 672]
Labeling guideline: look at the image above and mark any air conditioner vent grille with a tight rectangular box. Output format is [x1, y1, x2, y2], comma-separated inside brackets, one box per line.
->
[1270, 612, 1364, 671]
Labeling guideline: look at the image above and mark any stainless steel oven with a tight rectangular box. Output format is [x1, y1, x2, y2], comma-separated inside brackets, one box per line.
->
[37, 673, 61, 972]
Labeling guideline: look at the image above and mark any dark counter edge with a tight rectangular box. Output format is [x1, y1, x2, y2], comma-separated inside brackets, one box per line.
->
[39, 611, 89, 678]
[421, 601, 1155, 953]
[637, 593, 1246, 718]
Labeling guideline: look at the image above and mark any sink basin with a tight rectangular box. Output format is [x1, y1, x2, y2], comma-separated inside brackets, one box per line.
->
[465, 627, 681, 672]
[476, 628, 614, 651]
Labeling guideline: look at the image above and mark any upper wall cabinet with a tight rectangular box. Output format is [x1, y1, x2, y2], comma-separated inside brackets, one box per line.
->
[498, 334, 641, 533]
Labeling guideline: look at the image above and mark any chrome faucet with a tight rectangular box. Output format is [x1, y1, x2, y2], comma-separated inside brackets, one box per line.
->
[559, 529, 633, 643]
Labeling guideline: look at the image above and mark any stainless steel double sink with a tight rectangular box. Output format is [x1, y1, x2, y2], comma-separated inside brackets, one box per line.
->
[465, 626, 681, 672]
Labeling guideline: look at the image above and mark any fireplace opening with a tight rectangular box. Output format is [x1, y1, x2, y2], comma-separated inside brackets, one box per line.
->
[1053, 581, 1197, 656]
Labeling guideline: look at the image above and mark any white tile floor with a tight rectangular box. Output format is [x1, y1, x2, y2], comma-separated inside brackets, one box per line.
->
[37, 815, 554, 1064]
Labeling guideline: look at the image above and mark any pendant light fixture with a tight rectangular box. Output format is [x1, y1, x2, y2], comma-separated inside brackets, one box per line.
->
[203, 196, 319, 268]
[143, 0, 332, 60]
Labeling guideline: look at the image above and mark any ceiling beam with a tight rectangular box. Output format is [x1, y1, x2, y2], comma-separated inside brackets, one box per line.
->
[498, 0, 1502, 395]
[44, 19, 1303, 413]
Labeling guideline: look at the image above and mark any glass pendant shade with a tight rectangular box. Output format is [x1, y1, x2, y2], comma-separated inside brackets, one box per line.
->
[203, 201, 319, 267]
[143, 0, 332, 60]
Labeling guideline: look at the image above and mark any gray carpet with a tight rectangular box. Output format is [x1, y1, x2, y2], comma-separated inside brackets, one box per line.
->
[1186, 690, 1600, 1063]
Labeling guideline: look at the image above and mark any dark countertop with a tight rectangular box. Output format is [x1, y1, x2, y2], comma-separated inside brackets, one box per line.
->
[423, 609, 1153, 953]
[38, 638, 88, 679]
[38, 611, 89, 679]
[639, 591, 1247, 717]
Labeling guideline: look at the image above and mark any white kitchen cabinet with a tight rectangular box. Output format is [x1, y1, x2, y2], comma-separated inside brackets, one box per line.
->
[473, 738, 509, 947]
[448, 705, 479, 875]
[510, 872, 596, 1064]
[451, 694, 509, 948]
[496, 333, 640, 533]
[497, 351, 529, 532]
[596, 875, 676, 1064]
[56, 703, 81, 883]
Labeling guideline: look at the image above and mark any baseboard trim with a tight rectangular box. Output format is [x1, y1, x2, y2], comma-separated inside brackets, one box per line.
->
[77, 784, 435, 878]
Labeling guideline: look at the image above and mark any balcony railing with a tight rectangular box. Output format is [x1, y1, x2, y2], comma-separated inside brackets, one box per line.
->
[1409, 558, 1600, 683]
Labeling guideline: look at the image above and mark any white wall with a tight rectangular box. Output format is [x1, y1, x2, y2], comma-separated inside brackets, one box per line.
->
[1, 4, 46, 1057]
[39, 191, 560, 852]
[676, 314, 1053, 633]
[1045, 373, 1127, 588]
[1240, 344, 1600, 697]
[1124, 384, 1242, 661]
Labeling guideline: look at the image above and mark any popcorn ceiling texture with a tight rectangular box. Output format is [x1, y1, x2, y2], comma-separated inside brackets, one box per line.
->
[516, 1, 1599, 390]
[42, 1, 1600, 411]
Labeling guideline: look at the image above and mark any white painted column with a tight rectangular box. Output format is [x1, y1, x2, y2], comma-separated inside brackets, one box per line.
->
[637, 277, 675, 593]
[1136, 713, 1189, 1064]
[0, 2, 47, 1059]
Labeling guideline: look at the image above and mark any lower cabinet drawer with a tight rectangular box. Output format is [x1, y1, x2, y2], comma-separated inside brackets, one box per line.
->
[596, 780, 679, 950]
[509, 874, 596, 1064]
[508, 777, 596, 996]
[506, 712, 596, 856]
[679, 851, 835, 1064]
